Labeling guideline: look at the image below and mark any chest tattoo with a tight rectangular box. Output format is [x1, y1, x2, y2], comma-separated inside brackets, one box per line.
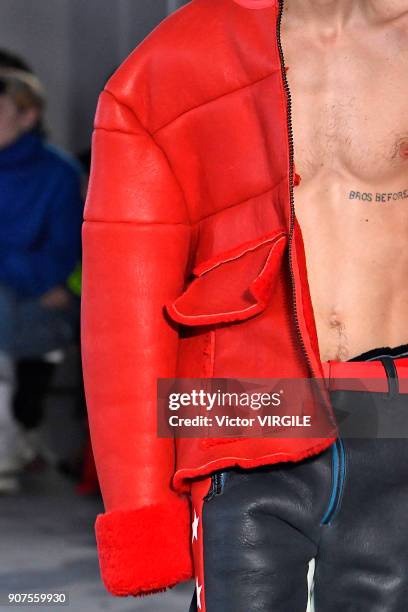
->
[348, 189, 408, 203]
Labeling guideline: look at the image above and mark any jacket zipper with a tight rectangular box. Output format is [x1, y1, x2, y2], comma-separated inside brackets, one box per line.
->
[204, 471, 226, 501]
[212, 472, 223, 495]
[275, 0, 316, 378]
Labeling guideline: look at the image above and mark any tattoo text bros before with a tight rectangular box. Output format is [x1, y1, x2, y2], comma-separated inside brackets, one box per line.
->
[349, 189, 408, 203]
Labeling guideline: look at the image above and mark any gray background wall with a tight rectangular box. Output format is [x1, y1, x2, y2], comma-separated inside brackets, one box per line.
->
[0, 0, 188, 153]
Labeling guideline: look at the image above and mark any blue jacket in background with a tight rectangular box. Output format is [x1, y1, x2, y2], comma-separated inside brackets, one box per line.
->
[0, 131, 83, 298]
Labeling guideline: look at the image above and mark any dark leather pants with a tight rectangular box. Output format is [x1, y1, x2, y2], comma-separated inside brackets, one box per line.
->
[189, 386, 408, 611]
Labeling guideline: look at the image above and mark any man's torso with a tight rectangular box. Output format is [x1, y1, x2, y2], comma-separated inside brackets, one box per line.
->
[282, 5, 408, 361]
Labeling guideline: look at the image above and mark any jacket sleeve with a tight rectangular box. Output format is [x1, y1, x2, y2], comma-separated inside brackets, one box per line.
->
[81, 88, 193, 597]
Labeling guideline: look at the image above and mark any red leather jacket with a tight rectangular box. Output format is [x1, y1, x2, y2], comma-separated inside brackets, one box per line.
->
[81, 0, 338, 598]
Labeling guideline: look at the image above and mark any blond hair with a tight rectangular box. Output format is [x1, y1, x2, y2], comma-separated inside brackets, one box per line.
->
[0, 69, 46, 136]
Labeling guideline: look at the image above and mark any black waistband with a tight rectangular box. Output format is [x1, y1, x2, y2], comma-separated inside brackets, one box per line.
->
[348, 343, 408, 363]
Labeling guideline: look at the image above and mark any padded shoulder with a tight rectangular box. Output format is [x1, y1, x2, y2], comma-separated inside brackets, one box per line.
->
[104, 0, 210, 129]
[103, 0, 277, 133]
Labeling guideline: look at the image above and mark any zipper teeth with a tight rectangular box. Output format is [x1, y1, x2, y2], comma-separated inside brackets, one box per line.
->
[320, 442, 339, 525]
[214, 473, 222, 494]
[326, 439, 346, 525]
[276, 0, 315, 377]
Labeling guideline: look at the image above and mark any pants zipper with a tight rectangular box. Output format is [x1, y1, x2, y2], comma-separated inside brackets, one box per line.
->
[320, 438, 346, 525]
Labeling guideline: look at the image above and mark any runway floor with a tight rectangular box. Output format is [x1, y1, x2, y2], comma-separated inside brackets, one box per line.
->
[0, 467, 193, 612]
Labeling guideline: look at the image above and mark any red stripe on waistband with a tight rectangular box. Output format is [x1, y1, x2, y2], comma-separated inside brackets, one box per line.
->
[321, 357, 408, 393]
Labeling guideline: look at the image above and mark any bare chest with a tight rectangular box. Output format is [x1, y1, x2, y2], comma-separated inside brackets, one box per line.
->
[283, 28, 408, 184]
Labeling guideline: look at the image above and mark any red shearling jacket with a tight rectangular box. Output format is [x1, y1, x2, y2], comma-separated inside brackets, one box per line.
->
[81, 0, 338, 599]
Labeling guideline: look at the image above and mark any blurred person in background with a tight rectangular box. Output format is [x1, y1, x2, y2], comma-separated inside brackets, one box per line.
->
[0, 48, 32, 72]
[0, 67, 83, 493]
[0, 50, 91, 491]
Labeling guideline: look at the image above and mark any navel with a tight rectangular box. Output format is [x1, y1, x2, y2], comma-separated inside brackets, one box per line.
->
[328, 310, 350, 361]
[329, 311, 344, 330]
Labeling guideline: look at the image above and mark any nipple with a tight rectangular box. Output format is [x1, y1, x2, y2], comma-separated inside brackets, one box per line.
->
[397, 138, 408, 159]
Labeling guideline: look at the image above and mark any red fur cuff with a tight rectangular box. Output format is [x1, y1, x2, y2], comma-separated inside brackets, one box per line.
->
[95, 495, 194, 597]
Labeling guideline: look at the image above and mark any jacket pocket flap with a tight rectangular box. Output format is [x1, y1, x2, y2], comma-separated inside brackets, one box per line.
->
[165, 231, 287, 326]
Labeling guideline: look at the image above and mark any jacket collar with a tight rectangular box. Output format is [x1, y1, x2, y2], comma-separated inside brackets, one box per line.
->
[232, 0, 276, 8]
